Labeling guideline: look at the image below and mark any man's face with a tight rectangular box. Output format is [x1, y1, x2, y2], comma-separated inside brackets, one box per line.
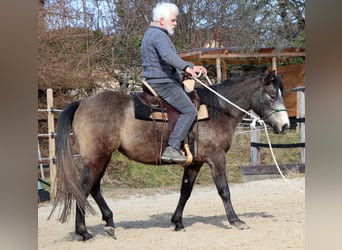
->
[161, 12, 177, 36]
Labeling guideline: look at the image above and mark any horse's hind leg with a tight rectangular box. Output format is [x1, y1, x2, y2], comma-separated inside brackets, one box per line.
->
[171, 162, 203, 231]
[90, 176, 116, 239]
[75, 165, 96, 241]
[75, 155, 113, 240]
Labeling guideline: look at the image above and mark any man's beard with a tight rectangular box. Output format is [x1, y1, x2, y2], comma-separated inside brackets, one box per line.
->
[167, 27, 175, 36]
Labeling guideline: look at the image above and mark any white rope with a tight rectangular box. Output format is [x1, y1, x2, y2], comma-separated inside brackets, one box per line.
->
[194, 77, 260, 123]
[204, 75, 213, 85]
[261, 121, 304, 194]
[194, 74, 304, 194]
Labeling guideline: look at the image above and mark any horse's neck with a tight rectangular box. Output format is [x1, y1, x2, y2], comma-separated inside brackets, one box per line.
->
[217, 82, 256, 119]
[196, 77, 260, 121]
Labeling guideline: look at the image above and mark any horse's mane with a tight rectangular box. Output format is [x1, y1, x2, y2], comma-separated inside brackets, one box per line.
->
[195, 73, 264, 119]
[196, 85, 223, 119]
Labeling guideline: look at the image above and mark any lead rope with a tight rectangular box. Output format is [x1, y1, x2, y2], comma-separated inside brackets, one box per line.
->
[260, 121, 304, 193]
[194, 73, 304, 194]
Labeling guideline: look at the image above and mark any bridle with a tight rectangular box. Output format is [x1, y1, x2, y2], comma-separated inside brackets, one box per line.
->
[258, 79, 287, 121]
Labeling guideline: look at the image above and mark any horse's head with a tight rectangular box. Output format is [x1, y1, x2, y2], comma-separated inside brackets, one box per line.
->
[253, 70, 290, 134]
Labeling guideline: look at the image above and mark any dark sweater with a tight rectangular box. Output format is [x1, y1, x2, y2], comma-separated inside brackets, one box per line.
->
[141, 24, 194, 84]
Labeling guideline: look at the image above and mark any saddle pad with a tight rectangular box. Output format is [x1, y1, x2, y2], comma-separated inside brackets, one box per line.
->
[134, 95, 160, 121]
[134, 95, 209, 122]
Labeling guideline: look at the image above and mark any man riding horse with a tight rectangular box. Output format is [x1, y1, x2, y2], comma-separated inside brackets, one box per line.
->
[141, 2, 207, 164]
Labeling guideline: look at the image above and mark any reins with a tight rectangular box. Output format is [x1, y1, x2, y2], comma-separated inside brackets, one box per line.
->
[194, 73, 304, 194]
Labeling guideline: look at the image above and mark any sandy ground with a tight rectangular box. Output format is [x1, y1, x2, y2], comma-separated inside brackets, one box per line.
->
[38, 177, 304, 250]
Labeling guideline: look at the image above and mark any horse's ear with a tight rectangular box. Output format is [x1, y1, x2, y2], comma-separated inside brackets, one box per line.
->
[263, 70, 276, 86]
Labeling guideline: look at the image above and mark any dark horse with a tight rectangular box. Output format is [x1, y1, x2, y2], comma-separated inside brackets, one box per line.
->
[50, 70, 289, 241]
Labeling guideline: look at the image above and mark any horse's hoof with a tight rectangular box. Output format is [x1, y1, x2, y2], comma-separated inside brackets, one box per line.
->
[79, 232, 94, 241]
[173, 223, 185, 231]
[84, 236, 96, 242]
[232, 220, 250, 230]
[104, 226, 117, 239]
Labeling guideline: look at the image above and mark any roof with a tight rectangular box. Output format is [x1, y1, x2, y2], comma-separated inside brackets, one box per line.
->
[178, 47, 305, 65]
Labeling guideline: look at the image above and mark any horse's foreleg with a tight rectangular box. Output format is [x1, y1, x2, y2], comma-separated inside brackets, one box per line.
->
[90, 180, 116, 239]
[208, 156, 250, 230]
[171, 163, 202, 231]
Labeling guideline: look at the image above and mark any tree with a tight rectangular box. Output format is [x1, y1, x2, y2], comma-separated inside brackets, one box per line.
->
[38, 0, 305, 91]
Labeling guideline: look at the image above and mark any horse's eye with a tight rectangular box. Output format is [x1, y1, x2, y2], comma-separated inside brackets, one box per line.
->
[268, 93, 276, 100]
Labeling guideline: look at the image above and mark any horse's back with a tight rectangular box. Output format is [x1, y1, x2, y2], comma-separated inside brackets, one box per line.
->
[75, 90, 133, 124]
[72, 91, 134, 155]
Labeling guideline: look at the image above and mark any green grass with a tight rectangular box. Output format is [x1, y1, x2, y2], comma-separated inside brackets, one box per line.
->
[39, 128, 302, 190]
[258, 128, 303, 165]
[102, 152, 185, 189]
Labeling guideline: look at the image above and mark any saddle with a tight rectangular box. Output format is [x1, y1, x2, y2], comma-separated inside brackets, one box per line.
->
[136, 80, 208, 129]
[134, 79, 209, 166]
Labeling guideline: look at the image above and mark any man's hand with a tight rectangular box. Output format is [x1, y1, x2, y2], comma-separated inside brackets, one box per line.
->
[185, 65, 207, 78]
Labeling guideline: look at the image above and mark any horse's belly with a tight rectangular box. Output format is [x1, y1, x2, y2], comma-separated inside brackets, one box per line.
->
[119, 121, 167, 164]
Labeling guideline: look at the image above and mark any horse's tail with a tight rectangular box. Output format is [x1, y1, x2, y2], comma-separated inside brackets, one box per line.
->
[49, 100, 95, 223]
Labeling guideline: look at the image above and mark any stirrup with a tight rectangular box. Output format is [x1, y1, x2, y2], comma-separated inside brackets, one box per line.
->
[181, 144, 193, 167]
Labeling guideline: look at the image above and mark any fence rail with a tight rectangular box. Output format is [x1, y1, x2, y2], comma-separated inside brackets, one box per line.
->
[250, 141, 305, 149]
[241, 163, 305, 175]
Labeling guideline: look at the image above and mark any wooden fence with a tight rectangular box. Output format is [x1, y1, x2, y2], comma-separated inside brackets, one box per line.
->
[38, 88, 59, 199]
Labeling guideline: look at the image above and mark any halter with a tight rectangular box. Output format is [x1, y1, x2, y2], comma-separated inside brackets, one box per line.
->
[261, 107, 287, 120]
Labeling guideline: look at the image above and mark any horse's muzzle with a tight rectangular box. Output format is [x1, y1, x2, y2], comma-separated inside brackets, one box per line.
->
[274, 123, 289, 134]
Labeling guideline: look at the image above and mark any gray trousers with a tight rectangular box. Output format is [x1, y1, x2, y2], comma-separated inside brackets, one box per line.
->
[150, 81, 197, 150]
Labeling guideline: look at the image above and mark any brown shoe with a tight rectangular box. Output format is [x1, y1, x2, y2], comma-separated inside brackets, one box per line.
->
[161, 146, 187, 164]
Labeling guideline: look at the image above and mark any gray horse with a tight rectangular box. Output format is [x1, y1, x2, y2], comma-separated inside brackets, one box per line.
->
[50, 70, 289, 240]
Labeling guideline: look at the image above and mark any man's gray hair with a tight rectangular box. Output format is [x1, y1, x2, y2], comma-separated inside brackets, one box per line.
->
[152, 2, 179, 21]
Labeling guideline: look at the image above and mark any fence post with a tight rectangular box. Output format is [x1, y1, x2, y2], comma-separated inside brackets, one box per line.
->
[216, 57, 222, 83]
[297, 90, 305, 163]
[250, 111, 260, 166]
[250, 127, 260, 166]
[272, 57, 277, 74]
[47, 88, 57, 199]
